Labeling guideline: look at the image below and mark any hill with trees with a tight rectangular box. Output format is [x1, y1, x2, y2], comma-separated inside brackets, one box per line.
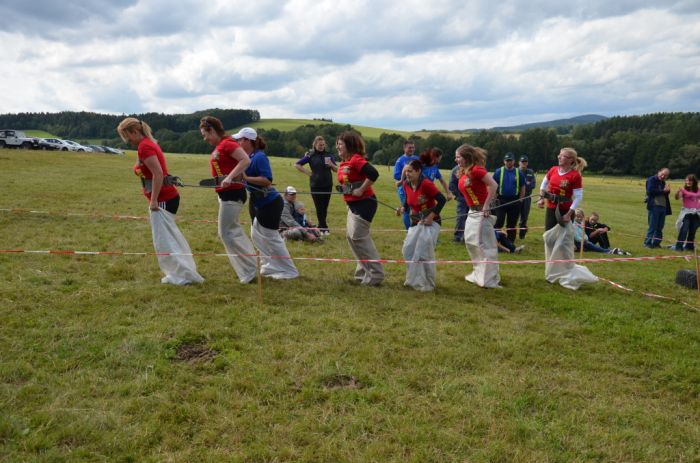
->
[0, 110, 697, 177]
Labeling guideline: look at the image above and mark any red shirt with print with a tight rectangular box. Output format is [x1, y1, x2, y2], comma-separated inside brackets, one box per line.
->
[544, 167, 582, 212]
[338, 153, 375, 202]
[404, 177, 440, 217]
[210, 137, 244, 193]
[458, 165, 488, 207]
[133, 137, 178, 202]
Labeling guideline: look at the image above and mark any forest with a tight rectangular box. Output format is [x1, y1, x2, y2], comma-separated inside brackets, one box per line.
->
[1, 110, 697, 177]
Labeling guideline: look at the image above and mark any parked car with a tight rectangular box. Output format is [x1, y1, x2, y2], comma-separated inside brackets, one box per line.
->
[0, 129, 40, 149]
[41, 138, 72, 151]
[62, 140, 92, 152]
[101, 146, 125, 155]
[87, 144, 107, 153]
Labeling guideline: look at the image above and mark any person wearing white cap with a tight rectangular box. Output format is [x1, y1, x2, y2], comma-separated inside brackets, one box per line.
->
[234, 127, 299, 279]
[200, 116, 257, 284]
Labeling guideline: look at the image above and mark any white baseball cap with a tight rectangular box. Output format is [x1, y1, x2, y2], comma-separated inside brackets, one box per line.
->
[232, 127, 257, 140]
[285, 186, 297, 194]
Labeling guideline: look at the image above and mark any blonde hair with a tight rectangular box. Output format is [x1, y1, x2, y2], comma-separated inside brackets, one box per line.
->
[456, 143, 487, 177]
[117, 117, 156, 143]
[561, 147, 587, 172]
[312, 136, 326, 150]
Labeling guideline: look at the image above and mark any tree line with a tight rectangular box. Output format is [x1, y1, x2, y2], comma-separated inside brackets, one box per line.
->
[1, 110, 697, 177]
[256, 112, 699, 178]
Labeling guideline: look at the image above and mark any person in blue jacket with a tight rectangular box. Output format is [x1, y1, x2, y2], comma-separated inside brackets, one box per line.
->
[643, 167, 671, 248]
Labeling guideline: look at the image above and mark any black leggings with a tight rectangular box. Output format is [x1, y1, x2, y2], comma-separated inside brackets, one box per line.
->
[249, 195, 284, 230]
[160, 195, 180, 214]
[310, 184, 332, 230]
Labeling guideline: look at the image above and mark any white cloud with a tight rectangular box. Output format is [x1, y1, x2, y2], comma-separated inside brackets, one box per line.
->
[1, 1, 698, 129]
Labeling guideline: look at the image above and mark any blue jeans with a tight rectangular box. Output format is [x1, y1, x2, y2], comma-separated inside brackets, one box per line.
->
[454, 200, 468, 241]
[676, 213, 699, 250]
[397, 186, 410, 230]
[574, 240, 611, 254]
[644, 206, 666, 247]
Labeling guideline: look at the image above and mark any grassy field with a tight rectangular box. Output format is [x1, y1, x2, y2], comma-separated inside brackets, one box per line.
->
[239, 119, 414, 140]
[0, 148, 698, 462]
[23, 130, 58, 138]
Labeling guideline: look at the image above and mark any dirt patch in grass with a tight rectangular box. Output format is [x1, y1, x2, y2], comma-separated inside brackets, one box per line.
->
[323, 374, 363, 390]
[174, 342, 218, 363]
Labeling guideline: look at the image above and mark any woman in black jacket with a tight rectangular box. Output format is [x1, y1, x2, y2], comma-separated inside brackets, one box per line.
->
[294, 136, 337, 234]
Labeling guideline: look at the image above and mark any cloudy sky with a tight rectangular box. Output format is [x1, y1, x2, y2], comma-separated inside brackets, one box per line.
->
[1, 0, 699, 130]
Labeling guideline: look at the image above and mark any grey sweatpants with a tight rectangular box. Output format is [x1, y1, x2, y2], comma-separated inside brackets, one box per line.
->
[346, 209, 384, 285]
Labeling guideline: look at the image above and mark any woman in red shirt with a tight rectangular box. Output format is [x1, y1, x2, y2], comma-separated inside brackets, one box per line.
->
[537, 147, 597, 290]
[200, 116, 257, 284]
[398, 160, 446, 291]
[536, 147, 586, 230]
[456, 143, 500, 288]
[117, 117, 203, 285]
[337, 131, 384, 286]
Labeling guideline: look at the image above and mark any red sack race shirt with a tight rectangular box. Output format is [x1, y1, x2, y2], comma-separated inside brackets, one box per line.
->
[404, 177, 440, 216]
[133, 137, 178, 202]
[210, 138, 245, 193]
[458, 165, 488, 207]
[544, 167, 582, 213]
[338, 154, 375, 202]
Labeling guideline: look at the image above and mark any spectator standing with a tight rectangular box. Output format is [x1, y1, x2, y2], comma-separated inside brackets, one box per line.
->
[518, 155, 536, 239]
[493, 152, 526, 242]
[294, 136, 337, 234]
[674, 173, 700, 251]
[392, 140, 419, 229]
[643, 167, 671, 248]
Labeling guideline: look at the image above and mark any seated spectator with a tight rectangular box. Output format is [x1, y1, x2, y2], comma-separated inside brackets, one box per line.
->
[574, 209, 630, 255]
[280, 186, 321, 242]
[495, 230, 525, 254]
[585, 211, 611, 249]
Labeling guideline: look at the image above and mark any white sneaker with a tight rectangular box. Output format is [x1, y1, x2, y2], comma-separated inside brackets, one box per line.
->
[514, 245, 525, 254]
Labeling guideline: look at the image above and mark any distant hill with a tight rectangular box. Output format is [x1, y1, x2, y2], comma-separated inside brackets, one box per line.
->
[490, 114, 608, 132]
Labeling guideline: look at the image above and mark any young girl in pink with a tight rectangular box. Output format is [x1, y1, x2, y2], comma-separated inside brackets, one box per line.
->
[674, 174, 700, 251]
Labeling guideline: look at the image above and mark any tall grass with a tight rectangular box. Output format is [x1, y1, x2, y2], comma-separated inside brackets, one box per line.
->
[0, 149, 698, 462]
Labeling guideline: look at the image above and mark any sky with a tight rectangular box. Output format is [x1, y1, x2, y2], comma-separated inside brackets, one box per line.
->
[1, 0, 699, 130]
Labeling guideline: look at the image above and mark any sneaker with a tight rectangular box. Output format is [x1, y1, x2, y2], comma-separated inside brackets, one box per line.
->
[514, 245, 525, 254]
[610, 247, 619, 254]
[624, 251, 632, 256]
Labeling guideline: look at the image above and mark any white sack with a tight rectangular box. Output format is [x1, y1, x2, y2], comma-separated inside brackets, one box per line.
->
[150, 209, 204, 285]
[543, 222, 598, 290]
[402, 222, 440, 291]
[463, 214, 501, 288]
[218, 199, 257, 283]
[251, 219, 299, 279]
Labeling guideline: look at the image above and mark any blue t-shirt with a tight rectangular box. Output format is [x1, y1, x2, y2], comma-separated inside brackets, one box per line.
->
[422, 164, 442, 182]
[245, 150, 280, 208]
[393, 154, 419, 181]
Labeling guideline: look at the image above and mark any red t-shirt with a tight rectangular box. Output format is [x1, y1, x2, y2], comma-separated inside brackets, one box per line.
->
[545, 167, 582, 212]
[458, 165, 489, 207]
[210, 138, 244, 193]
[133, 137, 178, 202]
[338, 154, 375, 202]
[404, 177, 440, 217]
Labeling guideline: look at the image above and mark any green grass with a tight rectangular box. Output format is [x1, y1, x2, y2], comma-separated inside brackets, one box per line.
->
[238, 119, 414, 140]
[23, 130, 58, 138]
[0, 149, 698, 462]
